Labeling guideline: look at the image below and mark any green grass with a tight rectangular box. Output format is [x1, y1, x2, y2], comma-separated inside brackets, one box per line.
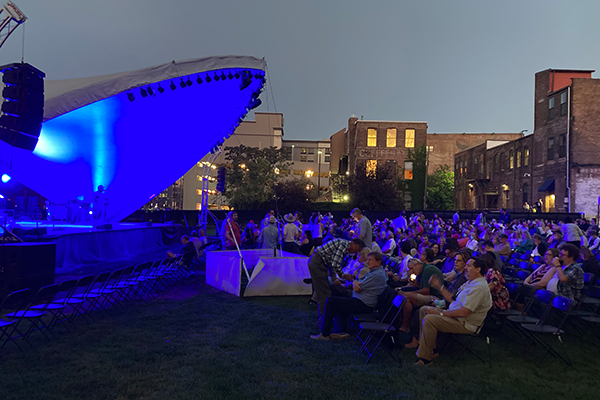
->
[1, 276, 599, 400]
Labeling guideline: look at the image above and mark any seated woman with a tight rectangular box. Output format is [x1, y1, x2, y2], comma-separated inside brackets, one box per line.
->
[531, 234, 547, 259]
[299, 230, 315, 256]
[580, 246, 600, 285]
[523, 249, 558, 289]
[430, 243, 445, 267]
[482, 253, 510, 310]
[515, 229, 535, 253]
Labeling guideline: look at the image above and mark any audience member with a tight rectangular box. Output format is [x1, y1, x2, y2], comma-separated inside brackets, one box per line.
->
[351, 208, 373, 248]
[258, 215, 280, 250]
[547, 243, 584, 302]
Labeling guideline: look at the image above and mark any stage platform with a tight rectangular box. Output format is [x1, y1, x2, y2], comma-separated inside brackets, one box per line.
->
[7, 221, 187, 273]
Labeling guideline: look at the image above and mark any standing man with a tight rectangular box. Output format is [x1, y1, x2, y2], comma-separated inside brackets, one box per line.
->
[351, 208, 373, 249]
[222, 211, 241, 251]
[282, 213, 299, 253]
[308, 238, 366, 320]
[259, 215, 280, 250]
[393, 211, 408, 232]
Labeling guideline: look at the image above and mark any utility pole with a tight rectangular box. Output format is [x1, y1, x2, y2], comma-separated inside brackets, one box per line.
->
[317, 150, 322, 198]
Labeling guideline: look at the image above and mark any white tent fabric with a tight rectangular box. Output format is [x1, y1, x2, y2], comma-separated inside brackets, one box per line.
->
[44, 55, 266, 121]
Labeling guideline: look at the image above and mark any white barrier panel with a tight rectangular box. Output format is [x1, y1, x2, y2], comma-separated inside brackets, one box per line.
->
[206, 249, 311, 297]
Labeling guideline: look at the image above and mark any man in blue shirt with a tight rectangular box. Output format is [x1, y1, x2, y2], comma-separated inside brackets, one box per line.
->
[311, 251, 387, 340]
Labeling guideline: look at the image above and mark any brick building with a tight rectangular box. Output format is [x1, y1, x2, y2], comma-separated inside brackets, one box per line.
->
[427, 132, 523, 174]
[455, 69, 600, 216]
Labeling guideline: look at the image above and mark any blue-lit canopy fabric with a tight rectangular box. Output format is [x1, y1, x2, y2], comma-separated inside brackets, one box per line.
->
[0, 55, 266, 223]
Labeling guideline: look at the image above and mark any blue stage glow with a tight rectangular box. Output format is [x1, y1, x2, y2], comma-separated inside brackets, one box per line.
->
[1, 174, 10, 183]
[0, 68, 265, 223]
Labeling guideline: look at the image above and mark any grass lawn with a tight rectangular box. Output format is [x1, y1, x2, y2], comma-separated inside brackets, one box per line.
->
[1, 275, 599, 400]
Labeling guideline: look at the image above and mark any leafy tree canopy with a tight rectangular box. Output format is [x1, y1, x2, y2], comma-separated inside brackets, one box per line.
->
[427, 165, 455, 210]
[348, 162, 399, 211]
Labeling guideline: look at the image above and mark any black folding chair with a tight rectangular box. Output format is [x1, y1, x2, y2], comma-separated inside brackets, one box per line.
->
[504, 289, 554, 339]
[71, 272, 111, 320]
[358, 294, 407, 364]
[66, 275, 96, 324]
[352, 286, 397, 344]
[30, 279, 78, 334]
[521, 295, 573, 366]
[4, 284, 60, 347]
[0, 289, 29, 350]
[441, 320, 491, 366]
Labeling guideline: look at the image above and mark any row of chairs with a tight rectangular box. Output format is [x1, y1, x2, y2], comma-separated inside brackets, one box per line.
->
[0, 257, 192, 351]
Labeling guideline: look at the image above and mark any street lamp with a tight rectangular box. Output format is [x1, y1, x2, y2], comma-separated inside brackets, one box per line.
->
[317, 150, 322, 197]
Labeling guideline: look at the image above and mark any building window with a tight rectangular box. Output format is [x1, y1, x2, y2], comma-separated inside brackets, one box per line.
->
[516, 149, 522, 168]
[386, 128, 397, 147]
[523, 183, 529, 206]
[285, 148, 293, 161]
[324, 155, 330, 163]
[500, 152, 505, 171]
[509, 150, 514, 170]
[548, 137, 554, 160]
[196, 203, 202, 210]
[558, 134, 566, 158]
[494, 154, 498, 172]
[548, 97, 555, 120]
[366, 159, 377, 176]
[524, 147, 530, 166]
[367, 129, 377, 147]
[560, 92, 567, 116]
[307, 154, 315, 162]
[426, 145, 434, 153]
[479, 154, 484, 173]
[300, 147, 307, 162]
[404, 161, 413, 180]
[405, 129, 415, 148]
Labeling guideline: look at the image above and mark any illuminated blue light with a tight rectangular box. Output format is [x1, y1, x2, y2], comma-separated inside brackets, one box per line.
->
[0, 68, 265, 223]
[1, 174, 10, 183]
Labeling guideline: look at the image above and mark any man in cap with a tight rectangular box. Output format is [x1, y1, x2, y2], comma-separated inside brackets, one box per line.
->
[282, 213, 300, 253]
[259, 215, 280, 250]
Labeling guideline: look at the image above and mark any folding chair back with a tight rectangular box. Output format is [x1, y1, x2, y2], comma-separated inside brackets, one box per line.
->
[518, 261, 530, 270]
[583, 273, 595, 288]
[533, 255, 543, 263]
[0, 289, 30, 348]
[516, 270, 529, 281]
[520, 253, 531, 261]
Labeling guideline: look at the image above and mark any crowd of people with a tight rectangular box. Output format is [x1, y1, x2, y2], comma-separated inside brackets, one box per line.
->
[297, 209, 598, 365]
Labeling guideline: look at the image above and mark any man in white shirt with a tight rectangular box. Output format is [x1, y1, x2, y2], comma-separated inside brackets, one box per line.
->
[282, 213, 299, 254]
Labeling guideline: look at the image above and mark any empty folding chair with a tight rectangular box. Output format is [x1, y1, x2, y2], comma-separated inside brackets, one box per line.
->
[517, 261, 530, 271]
[520, 296, 573, 365]
[352, 286, 397, 343]
[504, 289, 554, 338]
[0, 289, 29, 350]
[359, 294, 407, 364]
[4, 284, 60, 347]
[520, 253, 531, 261]
[71, 272, 111, 320]
[89, 269, 125, 311]
[30, 279, 78, 334]
[65, 275, 96, 324]
[492, 284, 537, 319]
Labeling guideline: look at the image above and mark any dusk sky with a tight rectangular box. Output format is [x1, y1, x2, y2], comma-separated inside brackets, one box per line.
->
[1, 0, 598, 140]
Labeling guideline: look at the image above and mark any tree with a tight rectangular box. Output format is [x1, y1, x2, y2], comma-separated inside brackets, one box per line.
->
[348, 162, 399, 210]
[222, 145, 290, 210]
[427, 165, 455, 210]
[403, 144, 427, 210]
[275, 178, 313, 211]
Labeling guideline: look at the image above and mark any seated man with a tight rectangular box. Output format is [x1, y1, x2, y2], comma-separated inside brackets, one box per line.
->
[167, 235, 197, 267]
[548, 243, 584, 302]
[494, 234, 512, 257]
[415, 256, 492, 365]
[398, 258, 444, 347]
[483, 240, 504, 271]
[310, 252, 387, 340]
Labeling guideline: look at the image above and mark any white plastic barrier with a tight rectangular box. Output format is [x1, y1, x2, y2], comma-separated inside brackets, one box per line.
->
[206, 249, 312, 297]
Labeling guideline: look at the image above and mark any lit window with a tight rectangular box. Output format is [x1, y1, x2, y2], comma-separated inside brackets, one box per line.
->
[367, 129, 377, 147]
[386, 128, 397, 147]
[509, 150, 514, 169]
[426, 145, 434, 153]
[196, 189, 202, 195]
[404, 161, 413, 180]
[516, 149, 521, 168]
[196, 203, 202, 210]
[366, 159, 377, 175]
[405, 129, 415, 148]
[524, 147, 530, 166]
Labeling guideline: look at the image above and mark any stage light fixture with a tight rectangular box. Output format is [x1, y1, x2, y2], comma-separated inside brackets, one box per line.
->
[220, 72, 227, 80]
[1, 174, 11, 183]
[170, 81, 176, 90]
[147, 87, 154, 96]
[206, 74, 212, 83]
[240, 70, 252, 90]
[140, 88, 148, 98]
[157, 84, 164, 93]
[186, 77, 192, 87]
[227, 72, 234, 80]
[180, 78, 186, 88]
[196, 75, 203, 84]
[127, 92, 135, 102]
[214, 73, 220, 81]
[248, 98, 262, 110]
[234, 71, 240, 79]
